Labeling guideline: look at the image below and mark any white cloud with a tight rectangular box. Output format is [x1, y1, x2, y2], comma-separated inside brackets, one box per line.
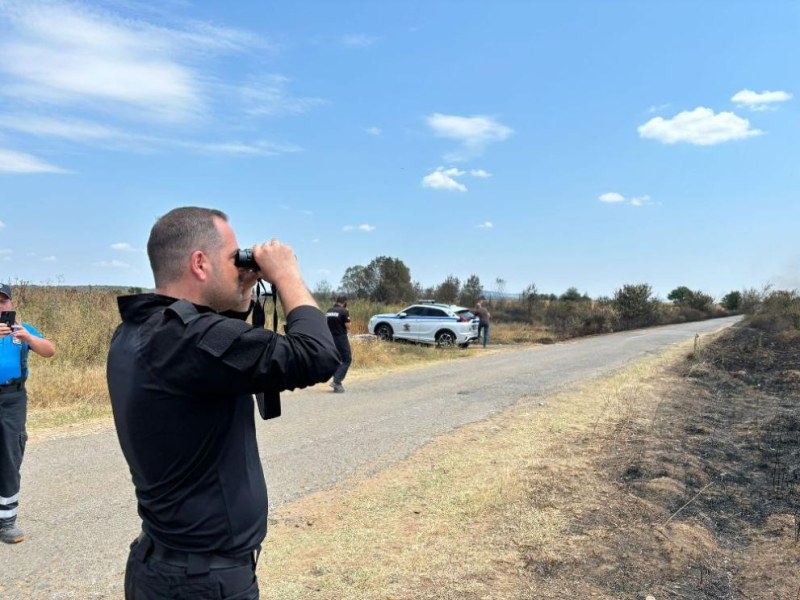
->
[0, 0, 211, 122]
[732, 89, 792, 111]
[422, 167, 468, 192]
[0, 148, 68, 174]
[111, 242, 136, 251]
[599, 192, 625, 203]
[0, 222, 5, 229]
[477, 221, 494, 229]
[0, 248, 11, 254]
[366, 126, 382, 136]
[342, 224, 375, 232]
[638, 107, 762, 146]
[630, 195, 652, 207]
[342, 34, 377, 48]
[93, 259, 131, 268]
[0, 115, 124, 141]
[426, 113, 512, 161]
[42, 255, 57, 262]
[470, 169, 492, 178]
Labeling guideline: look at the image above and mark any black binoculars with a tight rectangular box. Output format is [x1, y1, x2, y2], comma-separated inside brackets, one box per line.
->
[233, 249, 258, 270]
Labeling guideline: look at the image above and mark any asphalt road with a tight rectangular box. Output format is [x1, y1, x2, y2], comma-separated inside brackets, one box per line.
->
[1, 316, 741, 599]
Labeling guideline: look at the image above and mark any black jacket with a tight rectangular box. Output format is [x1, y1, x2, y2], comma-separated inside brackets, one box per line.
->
[107, 294, 339, 555]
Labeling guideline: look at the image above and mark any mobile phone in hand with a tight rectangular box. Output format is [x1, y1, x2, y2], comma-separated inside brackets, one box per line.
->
[0, 311, 16, 326]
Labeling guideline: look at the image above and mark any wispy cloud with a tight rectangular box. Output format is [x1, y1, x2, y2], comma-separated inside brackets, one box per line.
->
[0, 148, 69, 174]
[0, 248, 11, 254]
[0, 1, 302, 161]
[638, 107, 761, 145]
[470, 169, 492, 178]
[366, 126, 382, 136]
[241, 74, 327, 117]
[342, 34, 377, 48]
[0, 223, 5, 229]
[477, 221, 494, 229]
[630, 195, 652, 207]
[426, 113, 512, 161]
[342, 224, 375, 232]
[94, 259, 131, 268]
[647, 103, 671, 114]
[42, 255, 57, 262]
[732, 89, 792, 111]
[0, 0, 211, 122]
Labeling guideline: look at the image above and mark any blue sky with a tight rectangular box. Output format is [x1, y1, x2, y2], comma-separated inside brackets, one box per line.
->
[0, 0, 797, 300]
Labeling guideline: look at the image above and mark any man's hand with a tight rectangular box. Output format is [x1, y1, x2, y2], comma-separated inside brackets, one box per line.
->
[12, 325, 56, 358]
[252, 239, 317, 314]
[0, 323, 12, 339]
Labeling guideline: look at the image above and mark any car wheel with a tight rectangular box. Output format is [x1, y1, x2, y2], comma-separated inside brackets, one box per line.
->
[375, 324, 393, 341]
[435, 330, 456, 348]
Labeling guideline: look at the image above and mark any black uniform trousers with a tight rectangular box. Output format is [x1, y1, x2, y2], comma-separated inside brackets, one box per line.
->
[0, 387, 26, 526]
[125, 533, 260, 600]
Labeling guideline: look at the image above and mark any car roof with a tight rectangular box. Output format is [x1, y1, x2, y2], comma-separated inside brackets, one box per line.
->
[405, 303, 470, 312]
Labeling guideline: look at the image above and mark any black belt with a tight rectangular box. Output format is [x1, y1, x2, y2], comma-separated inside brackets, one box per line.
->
[135, 533, 255, 572]
[0, 381, 23, 394]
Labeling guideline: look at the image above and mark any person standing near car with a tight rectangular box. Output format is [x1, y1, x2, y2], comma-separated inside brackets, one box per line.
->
[474, 301, 491, 348]
[0, 283, 56, 544]
[326, 295, 351, 393]
[107, 207, 339, 599]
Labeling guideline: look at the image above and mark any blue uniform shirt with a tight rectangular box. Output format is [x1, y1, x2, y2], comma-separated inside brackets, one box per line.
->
[0, 324, 42, 384]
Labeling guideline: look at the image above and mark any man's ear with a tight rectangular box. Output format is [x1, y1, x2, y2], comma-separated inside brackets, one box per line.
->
[190, 250, 210, 281]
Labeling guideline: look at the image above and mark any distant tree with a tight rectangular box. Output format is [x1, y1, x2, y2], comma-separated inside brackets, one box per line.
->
[494, 277, 507, 297]
[522, 283, 539, 318]
[435, 275, 460, 304]
[721, 290, 742, 312]
[613, 283, 658, 328]
[340, 265, 375, 299]
[559, 287, 584, 302]
[312, 279, 334, 302]
[667, 286, 693, 305]
[668, 286, 713, 312]
[127, 286, 143, 294]
[459, 274, 483, 307]
[369, 256, 414, 303]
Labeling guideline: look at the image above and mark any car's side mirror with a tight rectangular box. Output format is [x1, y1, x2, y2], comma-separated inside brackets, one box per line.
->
[398, 312, 407, 318]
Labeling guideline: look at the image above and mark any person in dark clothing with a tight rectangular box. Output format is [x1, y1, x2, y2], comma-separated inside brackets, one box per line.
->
[0, 283, 56, 544]
[107, 207, 339, 599]
[326, 295, 351, 393]
[474, 301, 491, 348]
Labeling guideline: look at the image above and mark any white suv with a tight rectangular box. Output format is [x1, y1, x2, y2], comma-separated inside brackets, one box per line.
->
[368, 301, 479, 348]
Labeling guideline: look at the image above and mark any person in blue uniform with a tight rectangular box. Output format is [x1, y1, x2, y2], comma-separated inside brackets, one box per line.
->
[107, 207, 339, 599]
[326, 295, 351, 393]
[0, 283, 56, 544]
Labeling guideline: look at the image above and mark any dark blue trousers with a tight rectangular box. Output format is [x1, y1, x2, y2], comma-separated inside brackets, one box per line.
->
[0, 389, 26, 526]
[332, 334, 352, 385]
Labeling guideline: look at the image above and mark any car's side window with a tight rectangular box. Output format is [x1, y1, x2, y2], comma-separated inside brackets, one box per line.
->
[403, 307, 425, 316]
[423, 308, 447, 318]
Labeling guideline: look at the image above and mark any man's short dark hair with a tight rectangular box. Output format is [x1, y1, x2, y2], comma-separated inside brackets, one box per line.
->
[336, 295, 347, 304]
[148, 207, 228, 287]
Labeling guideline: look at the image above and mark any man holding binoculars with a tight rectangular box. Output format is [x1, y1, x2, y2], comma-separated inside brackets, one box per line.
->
[107, 206, 340, 599]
